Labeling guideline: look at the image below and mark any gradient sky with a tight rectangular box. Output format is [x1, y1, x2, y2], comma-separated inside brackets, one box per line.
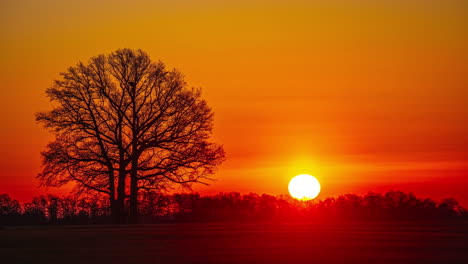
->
[1, 0, 467, 203]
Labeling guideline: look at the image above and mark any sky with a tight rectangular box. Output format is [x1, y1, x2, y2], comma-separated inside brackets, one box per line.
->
[1, 0, 467, 204]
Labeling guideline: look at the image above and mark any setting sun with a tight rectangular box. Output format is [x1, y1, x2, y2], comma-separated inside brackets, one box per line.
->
[288, 174, 321, 200]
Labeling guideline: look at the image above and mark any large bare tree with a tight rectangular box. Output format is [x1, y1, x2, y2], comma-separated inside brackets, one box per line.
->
[36, 49, 225, 223]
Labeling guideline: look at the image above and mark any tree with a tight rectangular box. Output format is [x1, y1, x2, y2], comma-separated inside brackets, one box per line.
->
[36, 48, 225, 223]
[0, 194, 21, 224]
[0, 194, 21, 216]
[23, 196, 48, 224]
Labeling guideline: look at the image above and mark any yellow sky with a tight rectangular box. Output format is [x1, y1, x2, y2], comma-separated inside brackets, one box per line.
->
[1, 0, 467, 202]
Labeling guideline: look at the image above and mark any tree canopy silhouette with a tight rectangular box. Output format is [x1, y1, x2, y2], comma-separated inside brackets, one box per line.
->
[36, 49, 225, 223]
[1, 191, 466, 225]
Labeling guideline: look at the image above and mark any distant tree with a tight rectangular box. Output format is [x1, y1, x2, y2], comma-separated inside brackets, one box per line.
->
[36, 49, 225, 223]
[23, 196, 48, 224]
[1, 191, 466, 225]
[0, 194, 21, 224]
[45, 194, 60, 224]
[438, 198, 464, 218]
[139, 191, 173, 221]
[0, 194, 21, 215]
[60, 196, 79, 223]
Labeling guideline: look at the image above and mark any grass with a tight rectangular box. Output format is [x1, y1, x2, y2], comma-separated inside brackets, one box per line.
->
[1, 222, 467, 263]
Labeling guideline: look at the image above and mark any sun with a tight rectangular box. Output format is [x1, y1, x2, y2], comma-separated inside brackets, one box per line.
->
[288, 174, 321, 200]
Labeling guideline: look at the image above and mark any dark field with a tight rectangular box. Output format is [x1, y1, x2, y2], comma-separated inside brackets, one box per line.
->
[1, 223, 467, 264]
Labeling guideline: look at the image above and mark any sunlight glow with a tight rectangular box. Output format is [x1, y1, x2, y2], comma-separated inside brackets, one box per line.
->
[288, 174, 321, 200]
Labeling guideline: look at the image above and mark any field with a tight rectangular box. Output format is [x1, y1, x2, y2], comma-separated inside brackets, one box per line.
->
[1, 223, 467, 263]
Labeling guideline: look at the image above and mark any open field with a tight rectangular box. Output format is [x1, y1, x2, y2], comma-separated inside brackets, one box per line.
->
[1, 223, 467, 264]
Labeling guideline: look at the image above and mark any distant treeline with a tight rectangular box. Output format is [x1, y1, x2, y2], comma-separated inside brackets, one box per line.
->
[1, 191, 466, 225]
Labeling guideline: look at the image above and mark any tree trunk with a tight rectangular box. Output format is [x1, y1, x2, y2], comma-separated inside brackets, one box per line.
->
[110, 198, 119, 224]
[109, 170, 120, 224]
[129, 159, 139, 224]
[116, 167, 127, 224]
[129, 82, 139, 224]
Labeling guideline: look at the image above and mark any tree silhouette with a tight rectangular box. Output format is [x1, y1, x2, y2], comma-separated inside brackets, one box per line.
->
[0, 194, 21, 225]
[0, 191, 466, 225]
[22, 196, 48, 224]
[36, 49, 225, 223]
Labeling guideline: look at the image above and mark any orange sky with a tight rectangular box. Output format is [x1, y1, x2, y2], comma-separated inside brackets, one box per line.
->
[1, 0, 467, 203]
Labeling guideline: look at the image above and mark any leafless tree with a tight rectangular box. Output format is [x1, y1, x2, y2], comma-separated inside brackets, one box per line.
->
[36, 49, 225, 223]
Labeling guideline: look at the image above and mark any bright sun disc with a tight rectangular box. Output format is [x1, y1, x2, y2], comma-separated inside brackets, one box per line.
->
[288, 174, 321, 200]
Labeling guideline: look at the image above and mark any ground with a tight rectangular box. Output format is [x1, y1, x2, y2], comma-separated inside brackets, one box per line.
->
[1, 222, 467, 263]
